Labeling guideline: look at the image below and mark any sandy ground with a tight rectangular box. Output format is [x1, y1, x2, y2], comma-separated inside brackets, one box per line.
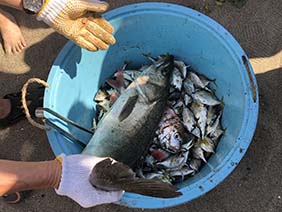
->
[0, 0, 282, 211]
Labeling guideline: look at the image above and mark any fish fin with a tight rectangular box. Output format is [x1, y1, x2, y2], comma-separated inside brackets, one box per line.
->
[121, 179, 182, 198]
[90, 159, 182, 198]
[118, 94, 139, 122]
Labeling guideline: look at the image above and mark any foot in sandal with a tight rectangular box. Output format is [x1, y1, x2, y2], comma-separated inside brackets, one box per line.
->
[0, 86, 44, 129]
[2, 192, 21, 204]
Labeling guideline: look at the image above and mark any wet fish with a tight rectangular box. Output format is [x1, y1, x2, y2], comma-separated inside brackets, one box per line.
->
[171, 67, 183, 91]
[184, 94, 192, 105]
[157, 108, 186, 153]
[174, 60, 189, 79]
[156, 150, 189, 170]
[206, 111, 222, 135]
[189, 158, 202, 171]
[169, 165, 194, 182]
[198, 74, 216, 87]
[191, 146, 207, 163]
[183, 78, 195, 95]
[197, 137, 215, 153]
[84, 55, 174, 167]
[90, 158, 182, 198]
[192, 90, 221, 106]
[191, 102, 207, 139]
[94, 89, 108, 102]
[189, 72, 206, 89]
[182, 107, 197, 133]
[123, 70, 142, 82]
[106, 70, 126, 93]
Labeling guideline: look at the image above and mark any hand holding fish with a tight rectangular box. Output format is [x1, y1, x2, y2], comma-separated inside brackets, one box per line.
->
[36, 0, 115, 51]
[55, 154, 123, 208]
[0, 155, 123, 208]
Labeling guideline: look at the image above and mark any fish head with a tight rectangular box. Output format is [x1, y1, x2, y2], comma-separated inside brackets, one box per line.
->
[132, 54, 174, 103]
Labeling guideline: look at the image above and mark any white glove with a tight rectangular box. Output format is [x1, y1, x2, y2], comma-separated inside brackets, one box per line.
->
[55, 154, 123, 208]
[36, 0, 115, 51]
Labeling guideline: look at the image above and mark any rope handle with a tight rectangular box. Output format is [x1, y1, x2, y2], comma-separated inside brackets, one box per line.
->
[21, 78, 50, 130]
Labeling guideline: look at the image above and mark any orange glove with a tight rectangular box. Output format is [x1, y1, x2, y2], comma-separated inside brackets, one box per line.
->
[36, 0, 115, 51]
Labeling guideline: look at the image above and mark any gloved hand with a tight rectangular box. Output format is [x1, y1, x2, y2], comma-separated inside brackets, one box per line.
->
[55, 154, 123, 208]
[36, 0, 115, 51]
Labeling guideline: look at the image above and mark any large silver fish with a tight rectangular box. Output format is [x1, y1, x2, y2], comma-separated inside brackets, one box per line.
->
[83, 55, 174, 167]
[84, 55, 182, 198]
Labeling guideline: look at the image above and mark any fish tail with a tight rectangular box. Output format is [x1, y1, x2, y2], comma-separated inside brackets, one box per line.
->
[121, 179, 182, 198]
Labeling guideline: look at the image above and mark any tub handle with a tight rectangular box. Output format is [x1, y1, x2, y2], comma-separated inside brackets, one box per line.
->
[36, 107, 94, 147]
[242, 55, 257, 103]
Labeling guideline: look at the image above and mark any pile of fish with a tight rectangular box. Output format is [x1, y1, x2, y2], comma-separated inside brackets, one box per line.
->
[92, 54, 225, 185]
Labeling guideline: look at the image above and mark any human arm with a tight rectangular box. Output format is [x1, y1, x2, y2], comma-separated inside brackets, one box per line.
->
[0, 0, 22, 10]
[0, 0, 116, 51]
[0, 154, 123, 208]
[0, 159, 61, 195]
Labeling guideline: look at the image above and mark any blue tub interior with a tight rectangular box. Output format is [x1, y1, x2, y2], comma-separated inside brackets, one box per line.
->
[44, 3, 258, 209]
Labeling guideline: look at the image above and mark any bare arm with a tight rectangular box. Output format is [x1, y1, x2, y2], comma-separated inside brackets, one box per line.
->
[0, 0, 23, 10]
[0, 159, 61, 196]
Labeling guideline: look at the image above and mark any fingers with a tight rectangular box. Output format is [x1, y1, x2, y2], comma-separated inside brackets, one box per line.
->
[81, 29, 108, 50]
[89, 16, 114, 34]
[85, 19, 116, 45]
[76, 36, 98, 51]
[84, 0, 109, 13]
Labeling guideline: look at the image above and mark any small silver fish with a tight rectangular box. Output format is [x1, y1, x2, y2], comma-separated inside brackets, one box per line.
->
[198, 74, 216, 87]
[174, 60, 189, 79]
[169, 165, 194, 178]
[173, 100, 184, 115]
[197, 137, 215, 153]
[191, 102, 207, 139]
[189, 158, 202, 171]
[94, 89, 108, 102]
[157, 150, 189, 170]
[182, 107, 197, 133]
[144, 171, 164, 180]
[191, 126, 201, 138]
[184, 94, 192, 105]
[183, 78, 195, 95]
[123, 70, 142, 82]
[206, 111, 222, 135]
[191, 146, 207, 163]
[189, 72, 206, 89]
[157, 108, 186, 153]
[192, 90, 221, 106]
[210, 126, 225, 146]
[206, 106, 217, 126]
[171, 67, 183, 91]
[181, 139, 194, 151]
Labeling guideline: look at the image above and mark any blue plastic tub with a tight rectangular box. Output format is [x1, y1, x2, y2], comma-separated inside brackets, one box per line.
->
[44, 2, 259, 209]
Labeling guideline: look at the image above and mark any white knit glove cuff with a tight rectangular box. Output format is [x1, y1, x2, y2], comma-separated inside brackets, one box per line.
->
[55, 153, 74, 196]
[54, 154, 123, 208]
[36, 0, 68, 25]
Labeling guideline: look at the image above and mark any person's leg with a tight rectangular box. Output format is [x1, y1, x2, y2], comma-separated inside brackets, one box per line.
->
[0, 8, 26, 54]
